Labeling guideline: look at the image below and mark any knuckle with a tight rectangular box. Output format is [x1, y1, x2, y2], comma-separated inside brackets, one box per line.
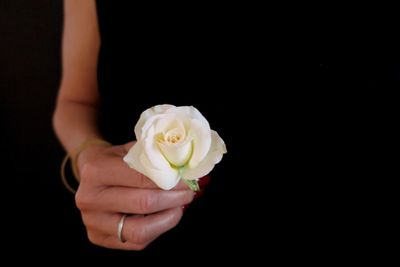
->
[87, 232, 111, 248]
[86, 231, 100, 245]
[79, 161, 98, 183]
[139, 192, 159, 213]
[75, 188, 92, 211]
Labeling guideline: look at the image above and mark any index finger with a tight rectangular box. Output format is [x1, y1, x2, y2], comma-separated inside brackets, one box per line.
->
[95, 154, 189, 190]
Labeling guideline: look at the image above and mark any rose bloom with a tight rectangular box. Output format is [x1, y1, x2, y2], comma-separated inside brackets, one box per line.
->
[123, 105, 226, 190]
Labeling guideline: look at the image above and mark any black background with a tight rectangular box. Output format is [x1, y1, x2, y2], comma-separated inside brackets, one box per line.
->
[0, 0, 83, 260]
[0, 0, 258, 262]
[1, 0, 398, 263]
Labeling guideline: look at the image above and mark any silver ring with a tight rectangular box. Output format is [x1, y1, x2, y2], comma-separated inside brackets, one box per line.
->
[117, 214, 127, 243]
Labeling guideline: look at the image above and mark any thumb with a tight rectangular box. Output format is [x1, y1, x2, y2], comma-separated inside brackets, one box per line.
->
[123, 141, 136, 152]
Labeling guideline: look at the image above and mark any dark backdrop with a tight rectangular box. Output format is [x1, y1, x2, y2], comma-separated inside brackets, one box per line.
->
[0, 2, 254, 261]
[0, 1, 280, 260]
[0, 0, 88, 260]
[1, 0, 399, 263]
[1, 1, 255, 261]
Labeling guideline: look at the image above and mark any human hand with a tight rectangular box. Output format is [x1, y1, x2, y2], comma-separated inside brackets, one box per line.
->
[75, 141, 195, 250]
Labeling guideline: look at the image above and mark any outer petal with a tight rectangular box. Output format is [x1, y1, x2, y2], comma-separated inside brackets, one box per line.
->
[123, 141, 148, 175]
[140, 153, 180, 190]
[182, 131, 227, 180]
[187, 119, 212, 168]
[134, 104, 175, 139]
[123, 141, 180, 190]
[138, 114, 164, 140]
[165, 106, 210, 128]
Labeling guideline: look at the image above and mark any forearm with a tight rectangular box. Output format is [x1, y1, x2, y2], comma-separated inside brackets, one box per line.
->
[53, 96, 102, 154]
[56, 0, 102, 154]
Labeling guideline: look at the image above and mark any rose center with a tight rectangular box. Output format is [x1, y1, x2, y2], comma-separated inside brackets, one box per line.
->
[157, 126, 192, 167]
[164, 128, 185, 145]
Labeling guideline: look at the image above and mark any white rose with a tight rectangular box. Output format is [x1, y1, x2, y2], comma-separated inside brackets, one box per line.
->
[123, 104, 227, 190]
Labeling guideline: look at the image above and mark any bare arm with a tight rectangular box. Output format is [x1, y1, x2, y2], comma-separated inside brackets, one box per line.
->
[52, 0, 193, 250]
[53, 0, 101, 153]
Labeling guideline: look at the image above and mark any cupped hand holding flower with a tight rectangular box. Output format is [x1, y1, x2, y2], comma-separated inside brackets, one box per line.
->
[124, 105, 227, 191]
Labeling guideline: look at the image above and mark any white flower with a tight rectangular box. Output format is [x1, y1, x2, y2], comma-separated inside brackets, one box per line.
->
[123, 104, 227, 190]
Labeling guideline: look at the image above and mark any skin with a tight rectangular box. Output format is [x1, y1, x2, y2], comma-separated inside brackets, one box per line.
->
[53, 0, 194, 250]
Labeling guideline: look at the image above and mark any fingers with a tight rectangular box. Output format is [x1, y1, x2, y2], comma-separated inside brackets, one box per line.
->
[120, 142, 189, 190]
[76, 141, 198, 251]
[86, 233, 149, 250]
[82, 148, 190, 190]
[84, 208, 183, 250]
[173, 180, 190, 190]
[81, 155, 159, 189]
[123, 141, 135, 152]
[80, 187, 194, 214]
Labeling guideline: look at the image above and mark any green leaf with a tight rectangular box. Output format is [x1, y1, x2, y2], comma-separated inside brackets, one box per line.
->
[182, 178, 200, 192]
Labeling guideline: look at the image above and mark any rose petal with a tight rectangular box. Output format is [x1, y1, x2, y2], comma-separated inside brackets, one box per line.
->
[158, 137, 192, 166]
[123, 140, 148, 175]
[123, 141, 180, 190]
[138, 114, 164, 139]
[139, 153, 180, 190]
[134, 104, 175, 139]
[187, 119, 212, 168]
[142, 133, 172, 170]
[183, 131, 227, 180]
[126, 104, 225, 190]
[155, 116, 185, 134]
[165, 106, 210, 128]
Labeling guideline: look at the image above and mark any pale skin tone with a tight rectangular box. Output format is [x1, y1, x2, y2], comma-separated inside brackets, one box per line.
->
[53, 0, 194, 250]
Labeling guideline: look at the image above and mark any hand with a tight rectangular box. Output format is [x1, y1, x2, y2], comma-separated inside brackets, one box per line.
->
[75, 141, 195, 250]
